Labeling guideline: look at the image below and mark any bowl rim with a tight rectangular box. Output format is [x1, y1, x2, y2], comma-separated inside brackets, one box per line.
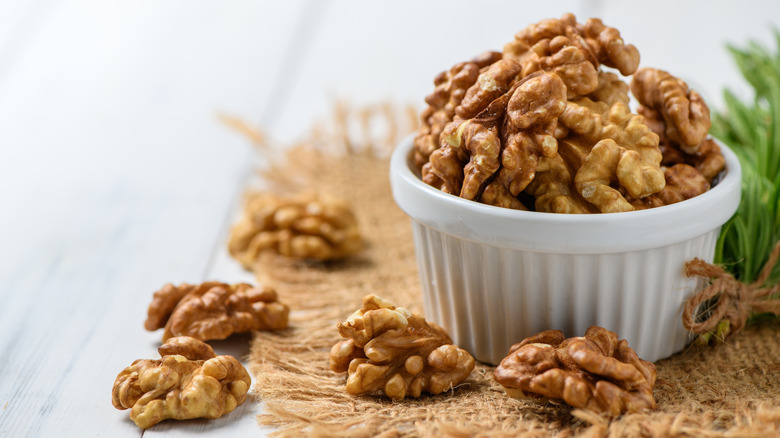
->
[389, 134, 742, 253]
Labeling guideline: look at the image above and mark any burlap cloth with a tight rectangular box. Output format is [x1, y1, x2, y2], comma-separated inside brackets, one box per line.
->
[237, 105, 780, 437]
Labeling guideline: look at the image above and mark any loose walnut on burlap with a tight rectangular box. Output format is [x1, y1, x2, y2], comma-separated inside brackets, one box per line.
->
[228, 192, 362, 266]
[145, 281, 289, 342]
[494, 326, 657, 416]
[112, 336, 251, 429]
[413, 51, 502, 169]
[329, 295, 475, 400]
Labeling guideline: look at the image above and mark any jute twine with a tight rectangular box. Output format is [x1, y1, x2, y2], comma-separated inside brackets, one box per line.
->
[683, 241, 780, 339]
[230, 103, 780, 437]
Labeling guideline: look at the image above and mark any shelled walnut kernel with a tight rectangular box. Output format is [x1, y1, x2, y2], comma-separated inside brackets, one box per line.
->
[228, 192, 362, 267]
[145, 281, 289, 342]
[330, 295, 475, 400]
[112, 336, 251, 429]
[493, 326, 657, 416]
[413, 12, 724, 213]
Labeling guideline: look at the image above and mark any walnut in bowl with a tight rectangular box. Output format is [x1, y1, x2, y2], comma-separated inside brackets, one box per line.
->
[390, 13, 740, 365]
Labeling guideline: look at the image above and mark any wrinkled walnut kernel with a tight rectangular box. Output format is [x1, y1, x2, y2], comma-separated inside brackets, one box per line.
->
[228, 192, 362, 266]
[112, 336, 251, 429]
[330, 295, 475, 400]
[414, 52, 502, 169]
[494, 326, 657, 416]
[423, 72, 566, 207]
[558, 100, 665, 212]
[631, 67, 711, 149]
[628, 163, 710, 209]
[145, 281, 289, 342]
[413, 13, 716, 213]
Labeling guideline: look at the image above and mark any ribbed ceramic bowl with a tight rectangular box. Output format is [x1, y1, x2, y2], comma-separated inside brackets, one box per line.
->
[390, 135, 741, 365]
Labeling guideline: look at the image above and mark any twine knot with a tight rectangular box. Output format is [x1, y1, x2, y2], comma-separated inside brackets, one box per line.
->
[683, 240, 780, 339]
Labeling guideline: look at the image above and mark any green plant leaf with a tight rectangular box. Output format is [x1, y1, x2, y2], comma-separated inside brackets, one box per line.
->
[715, 30, 780, 297]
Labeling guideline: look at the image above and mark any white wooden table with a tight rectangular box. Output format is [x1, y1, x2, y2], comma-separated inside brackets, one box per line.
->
[2, 1, 778, 436]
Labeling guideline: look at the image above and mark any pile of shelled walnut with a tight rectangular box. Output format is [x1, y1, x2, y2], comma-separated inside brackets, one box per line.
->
[414, 13, 724, 213]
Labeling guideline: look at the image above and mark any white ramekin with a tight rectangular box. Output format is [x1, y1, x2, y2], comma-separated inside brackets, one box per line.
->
[390, 135, 741, 365]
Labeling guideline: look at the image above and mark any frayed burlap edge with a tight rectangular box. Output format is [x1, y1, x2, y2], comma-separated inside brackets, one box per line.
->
[234, 103, 780, 437]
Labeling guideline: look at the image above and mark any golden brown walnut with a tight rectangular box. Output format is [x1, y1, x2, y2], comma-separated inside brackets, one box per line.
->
[631, 67, 711, 150]
[686, 137, 725, 183]
[503, 13, 638, 98]
[456, 59, 522, 120]
[558, 99, 665, 212]
[414, 14, 714, 213]
[513, 13, 578, 46]
[576, 17, 640, 75]
[493, 327, 657, 416]
[506, 35, 599, 98]
[112, 336, 251, 429]
[524, 155, 593, 213]
[637, 105, 667, 145]
[497, 71, 568, 197]
[414, 52, 502, 169]
[629, 163, 710, 209]
[423, 88, 507, 199]
[330, 295, 475, 400]
[587, 71, 630, 107]
[157, 335, 217, 360]
[480, 177, 530, 210]
[228, 192, 362, 265]
[145, 281, 289, 342]
[660, 137, 725, 184]
[423, 72, 566, 207]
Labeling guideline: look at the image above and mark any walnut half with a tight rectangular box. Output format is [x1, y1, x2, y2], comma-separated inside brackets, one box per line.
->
[145, 281, 289, 342]
[112, 336, 251, 429]
[493, 326, 657, 416]
[330, 295, 475, 400]
[228, 192, 362, 267]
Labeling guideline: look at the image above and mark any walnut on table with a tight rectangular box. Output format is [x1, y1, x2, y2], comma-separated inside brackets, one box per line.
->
[145, 281, 289, 342]
[493, 326, 657, 416]
[330, 295, 475, 400]
[112, 336, 251, 429]
[228, 192, 362, 267]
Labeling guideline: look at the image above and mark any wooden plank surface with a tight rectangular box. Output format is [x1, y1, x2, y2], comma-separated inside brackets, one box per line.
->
[1, 1, 780, 436]
[0, 0, 306, 436]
